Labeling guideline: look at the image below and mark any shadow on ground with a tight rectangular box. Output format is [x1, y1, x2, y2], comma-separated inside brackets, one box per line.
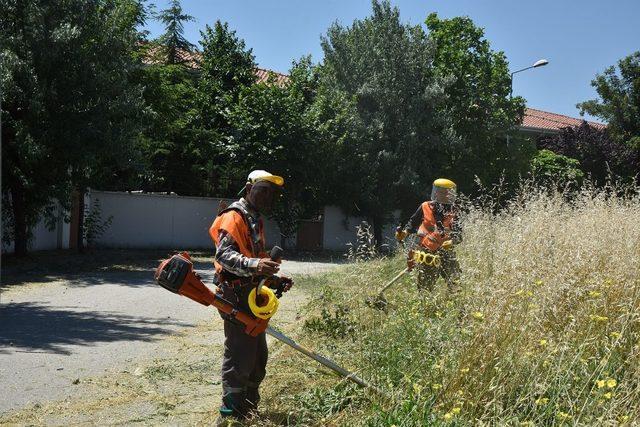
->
[0, 302, 192, 355]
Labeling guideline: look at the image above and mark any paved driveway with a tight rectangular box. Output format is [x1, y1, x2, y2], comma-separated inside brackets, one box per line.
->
[0, 255, 340, 414]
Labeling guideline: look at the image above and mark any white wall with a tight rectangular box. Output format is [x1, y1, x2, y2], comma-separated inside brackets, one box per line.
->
[89, 190, 283, 249]
[2, 191, 402, 253]
[2, 203, 69, 254]
[322, 206, 400, 251]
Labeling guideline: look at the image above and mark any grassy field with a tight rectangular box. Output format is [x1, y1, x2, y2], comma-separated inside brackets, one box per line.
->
[2, 184, 638, 426]
[260, 184, 640, 426]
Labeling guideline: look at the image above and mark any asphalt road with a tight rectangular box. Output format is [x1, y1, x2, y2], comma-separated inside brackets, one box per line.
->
[0, 258, 340, 415]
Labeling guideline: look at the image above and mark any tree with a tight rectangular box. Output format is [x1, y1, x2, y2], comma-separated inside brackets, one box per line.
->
[530, 149, 584, 190]
[188, 21, 257, 196]
[317, 0, 448, 243]
[134, 63, 199, 193]
[133, 0, 199, 194]
[425, 13, 532, 194]
[1, 0, 146, 255]
[226, 58, 326, 247]
[537, 122, 638, 185]
[156, 0, 195, 65]
[578, 52, 640, 152]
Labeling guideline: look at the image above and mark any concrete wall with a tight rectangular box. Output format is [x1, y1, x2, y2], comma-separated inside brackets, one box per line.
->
[3, 191, 401, 254]
[2, 203, 70, 254]
[88, 190, 283, 250]
[322, 205, 400, 251]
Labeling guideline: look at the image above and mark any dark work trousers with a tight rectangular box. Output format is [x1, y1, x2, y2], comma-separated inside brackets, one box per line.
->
[221, 318, 268, 418]
[416, 249, 461, 292]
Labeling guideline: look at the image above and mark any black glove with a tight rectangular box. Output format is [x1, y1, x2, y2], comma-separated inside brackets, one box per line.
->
[271, 275, 294, 297]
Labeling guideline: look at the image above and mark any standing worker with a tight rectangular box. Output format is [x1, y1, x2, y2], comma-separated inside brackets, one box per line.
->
[395, 178, 462, 292]
[209, 170, 293, 425]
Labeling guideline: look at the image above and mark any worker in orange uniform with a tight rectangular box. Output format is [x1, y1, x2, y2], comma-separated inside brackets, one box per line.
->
[209, 170, 293, 425]
[396, 178, 462, 292]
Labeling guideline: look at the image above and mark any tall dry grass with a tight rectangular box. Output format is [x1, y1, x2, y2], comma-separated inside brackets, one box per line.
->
[263, 182, 640, 426]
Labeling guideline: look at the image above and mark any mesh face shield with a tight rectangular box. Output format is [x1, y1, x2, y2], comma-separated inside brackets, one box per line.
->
[431, 180, 457, 204]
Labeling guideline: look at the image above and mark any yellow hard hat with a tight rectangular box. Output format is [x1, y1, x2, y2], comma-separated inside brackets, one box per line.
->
[431, 178, 457, 204]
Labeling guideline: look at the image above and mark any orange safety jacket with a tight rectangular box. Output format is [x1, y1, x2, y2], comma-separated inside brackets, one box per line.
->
[418, 201, 455, 252]
[209, 207, 266, 276]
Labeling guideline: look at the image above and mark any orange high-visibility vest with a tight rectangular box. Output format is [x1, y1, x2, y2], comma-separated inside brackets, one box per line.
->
[209, 208, 265, 275]
[418, 202, 455, 252]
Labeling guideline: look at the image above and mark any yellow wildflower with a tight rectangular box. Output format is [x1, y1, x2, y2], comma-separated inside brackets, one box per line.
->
[535, 397, 549, 405]
[435, 311, 443, 319]
[443, 412, 453, 421]
[432, 383, 442, 390]
[451, 407, 461, 414]
[596, 379, 606, 388]
[603, 278, 613, 287]
[590, 314, 608, 323]
[610, 331, 621, 339]
[534, 280, 544, 286]
[606, 378, 617, 388]
[603, 392, 612, 399]
[620, 415, 630, 423]
[413, 383, 422, 394]
[472, 311, 484, 320]
[460, 367, 469, 374]
[588, 290, 601, 298]
[557, 411, 571, 421]
[539, 339, 548, 346]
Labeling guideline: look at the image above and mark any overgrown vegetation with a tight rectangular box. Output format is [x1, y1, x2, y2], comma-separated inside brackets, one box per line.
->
[262, 181, 640, 425]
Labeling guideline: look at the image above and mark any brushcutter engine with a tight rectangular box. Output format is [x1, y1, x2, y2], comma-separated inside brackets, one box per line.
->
[154, 252, 269, 336]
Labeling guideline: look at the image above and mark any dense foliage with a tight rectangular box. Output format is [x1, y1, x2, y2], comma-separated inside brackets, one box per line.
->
[5, 0, 635, 255]
[1, 0, 147, 254]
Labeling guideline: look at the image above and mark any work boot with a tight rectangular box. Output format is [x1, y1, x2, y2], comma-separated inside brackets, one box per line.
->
[245, 387, 260, 415]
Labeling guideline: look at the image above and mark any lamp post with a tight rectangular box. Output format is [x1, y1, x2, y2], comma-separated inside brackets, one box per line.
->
[510, 58, 549, 99]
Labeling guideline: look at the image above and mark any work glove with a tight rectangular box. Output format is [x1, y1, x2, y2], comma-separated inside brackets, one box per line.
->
[271, 275, 294, 297]
[441, 240, 453, 250]
[395, 227, 408, 242]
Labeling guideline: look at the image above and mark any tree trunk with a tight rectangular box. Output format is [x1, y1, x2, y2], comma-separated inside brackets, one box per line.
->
[10, 185, 28, 256]
[75, 189, 85, 253]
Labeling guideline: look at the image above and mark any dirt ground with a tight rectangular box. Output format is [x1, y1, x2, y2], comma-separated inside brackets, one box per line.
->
[0, 250, 341, 426]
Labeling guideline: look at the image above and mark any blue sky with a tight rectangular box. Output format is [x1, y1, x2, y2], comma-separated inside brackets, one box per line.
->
[144, 0, 640, 122]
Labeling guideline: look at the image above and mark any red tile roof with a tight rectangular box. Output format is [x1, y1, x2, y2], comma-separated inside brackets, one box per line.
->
[255, 68, 289, 86]
[522, 107, 606, 132]
[141, 44, 289, 85]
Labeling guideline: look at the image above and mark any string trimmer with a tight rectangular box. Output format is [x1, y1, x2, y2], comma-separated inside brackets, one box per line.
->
[154, 249, 381, 393]
[367, 247, 442, 311]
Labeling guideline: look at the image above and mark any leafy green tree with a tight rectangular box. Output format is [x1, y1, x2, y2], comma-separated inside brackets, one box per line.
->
[189, 21, 257, 196]
[226, 58, 326, 246]
[133, 0, 200, 194]
[577, 51, 640, 178]
[1, 0, 146, 255]
[134, 63, 199, 193]
[156, 0, 195, 65]
[317, 0, 447, 243]
[425, 13, 532, 194]
[530, 149, 584, 190]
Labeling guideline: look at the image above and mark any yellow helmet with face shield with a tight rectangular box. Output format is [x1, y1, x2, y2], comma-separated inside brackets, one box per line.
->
[431, 178, 457, 204]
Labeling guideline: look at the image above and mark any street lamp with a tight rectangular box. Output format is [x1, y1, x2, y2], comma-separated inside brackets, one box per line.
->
[510, 58, 549, 99]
